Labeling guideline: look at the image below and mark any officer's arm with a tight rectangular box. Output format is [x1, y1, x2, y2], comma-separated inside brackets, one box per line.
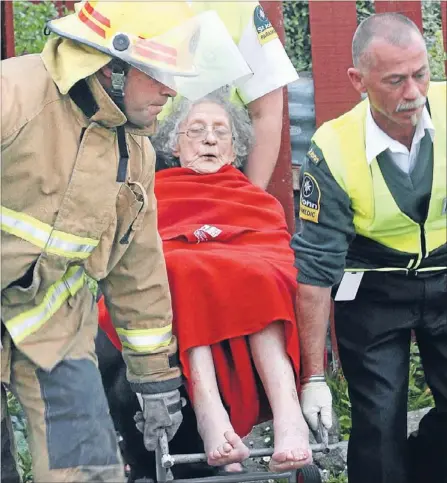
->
[297, 284, 332, 378]
[291, 143, 355, 379]
[244, 88, 283, 189]
[235, 2, 298, 188]
[99, 169, 181, 395]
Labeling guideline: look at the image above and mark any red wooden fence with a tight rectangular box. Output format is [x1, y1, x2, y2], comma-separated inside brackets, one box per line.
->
[1, 2, 16, 59]
[375, 0, 423, 29]
[441, 0, 447, 75]
[309, 1, 359, 128]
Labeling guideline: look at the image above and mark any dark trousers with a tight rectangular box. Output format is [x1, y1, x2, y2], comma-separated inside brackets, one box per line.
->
[334, 271, 447, 483]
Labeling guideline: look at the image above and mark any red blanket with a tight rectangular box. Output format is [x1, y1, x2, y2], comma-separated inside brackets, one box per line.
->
[99, 165, 300, 436]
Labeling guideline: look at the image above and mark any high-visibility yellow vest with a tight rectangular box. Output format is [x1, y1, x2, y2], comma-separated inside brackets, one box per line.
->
[313, 82, 446, 270]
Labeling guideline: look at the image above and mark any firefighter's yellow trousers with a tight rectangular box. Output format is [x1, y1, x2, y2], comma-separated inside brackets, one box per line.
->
[1, 330, 124, 482]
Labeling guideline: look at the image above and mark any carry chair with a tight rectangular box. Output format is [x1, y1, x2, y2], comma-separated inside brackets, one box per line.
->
[141, 416, 343, 483]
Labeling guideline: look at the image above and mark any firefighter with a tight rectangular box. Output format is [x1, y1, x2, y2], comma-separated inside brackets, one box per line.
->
[291, 13, 447, 483]
[159, 2, 299, 189]
[0, 2, 247, 481]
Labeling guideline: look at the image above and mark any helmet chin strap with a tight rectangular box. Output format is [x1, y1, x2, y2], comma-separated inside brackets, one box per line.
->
[110, 57, 129, 112]
[109, 57, 130, 184]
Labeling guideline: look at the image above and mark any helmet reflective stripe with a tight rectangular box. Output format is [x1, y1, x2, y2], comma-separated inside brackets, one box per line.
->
[5, 266, 85, 344]
[134, 39, 178, 66]
[116, 326, 173, 353]
[1, 206, 98, 259]
[78, 1, 111, 39]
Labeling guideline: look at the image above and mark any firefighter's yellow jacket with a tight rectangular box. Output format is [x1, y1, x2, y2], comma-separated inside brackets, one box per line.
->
[1, 39, 181, 394]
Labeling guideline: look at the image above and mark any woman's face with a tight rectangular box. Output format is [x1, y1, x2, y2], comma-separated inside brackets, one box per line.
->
[173, 102, 236, 174]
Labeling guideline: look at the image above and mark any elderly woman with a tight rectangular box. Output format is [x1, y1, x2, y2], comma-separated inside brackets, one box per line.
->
[99, 92, 311, 473]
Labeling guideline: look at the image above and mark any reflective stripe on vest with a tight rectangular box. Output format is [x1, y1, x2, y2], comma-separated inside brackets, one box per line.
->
[4, 266, 85, 344]
[1, 206, 99, 259]
[116, 325, 173, 353]
[345, 266, 447, 274]
[313, 82, 446, 269]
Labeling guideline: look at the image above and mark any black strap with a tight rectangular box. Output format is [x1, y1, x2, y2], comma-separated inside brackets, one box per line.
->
[69, 79, 128, 183]
[116, 126, 129, 182]
[425, 98, 431, 117]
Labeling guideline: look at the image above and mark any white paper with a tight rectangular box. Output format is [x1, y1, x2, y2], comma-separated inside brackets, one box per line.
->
[334, 272, 364, 301]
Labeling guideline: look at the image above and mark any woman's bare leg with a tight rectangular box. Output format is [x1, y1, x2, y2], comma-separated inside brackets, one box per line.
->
[249, 322, 312, 471]
[188, 345, 249, 469]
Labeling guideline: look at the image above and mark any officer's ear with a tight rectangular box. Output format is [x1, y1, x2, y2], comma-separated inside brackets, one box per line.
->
[347, 67, 368, 96]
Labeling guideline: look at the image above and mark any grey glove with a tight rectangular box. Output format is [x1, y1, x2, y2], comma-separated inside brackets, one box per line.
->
[134, 389, 184, 451]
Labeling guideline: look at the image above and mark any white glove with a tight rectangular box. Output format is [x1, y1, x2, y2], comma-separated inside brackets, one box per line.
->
[300, 381, 333, 432]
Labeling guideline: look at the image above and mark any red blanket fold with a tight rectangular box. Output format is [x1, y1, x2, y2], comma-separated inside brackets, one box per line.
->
[98, 165, 300, 437]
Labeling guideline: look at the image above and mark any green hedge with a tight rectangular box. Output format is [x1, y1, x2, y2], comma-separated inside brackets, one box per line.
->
[13, 1, 61, 56]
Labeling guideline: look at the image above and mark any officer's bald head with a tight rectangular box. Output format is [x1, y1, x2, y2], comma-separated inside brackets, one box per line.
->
[352, 13, 425, 71]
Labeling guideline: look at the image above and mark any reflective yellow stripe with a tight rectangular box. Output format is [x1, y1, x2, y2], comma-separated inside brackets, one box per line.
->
[1, 206, 98, 259]
[416, 266, 447, 272]
[1, 207, 51, 248]
[116, 326, 173, 353]
[5, 267, 85, 344]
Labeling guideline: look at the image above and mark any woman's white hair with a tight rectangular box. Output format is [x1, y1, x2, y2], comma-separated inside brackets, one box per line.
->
[151, 89, 255, 168]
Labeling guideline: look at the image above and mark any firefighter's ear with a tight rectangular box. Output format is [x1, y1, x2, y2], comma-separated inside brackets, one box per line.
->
[99, 64, 113, 79]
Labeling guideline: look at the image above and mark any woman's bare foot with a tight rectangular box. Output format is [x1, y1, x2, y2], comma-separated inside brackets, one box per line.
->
[207, 430, 250, 467]
[188, 346, 249, 467]
[197, 409, 249, 467]
[269, 416, 312, 472]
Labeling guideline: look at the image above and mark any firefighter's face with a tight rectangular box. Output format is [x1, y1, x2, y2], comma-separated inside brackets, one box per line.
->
[348, 32, 430, 131]
[123, 67, 176, 127]
[173, 102, 236, 174]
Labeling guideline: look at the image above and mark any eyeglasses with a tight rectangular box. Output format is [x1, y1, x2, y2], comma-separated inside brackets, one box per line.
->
[178, 126, 233, 141]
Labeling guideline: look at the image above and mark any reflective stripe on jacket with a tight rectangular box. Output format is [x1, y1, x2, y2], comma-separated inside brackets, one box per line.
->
[1, 47, 179, 392]
[312, 82, 447, 272]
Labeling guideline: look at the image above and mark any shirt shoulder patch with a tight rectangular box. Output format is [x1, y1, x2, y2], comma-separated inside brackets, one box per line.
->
[306, 142, 325, 166]
[253, 5, 278, 46]
[300, 172, 321, 223]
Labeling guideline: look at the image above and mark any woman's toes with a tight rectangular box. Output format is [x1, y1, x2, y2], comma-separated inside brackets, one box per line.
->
[269, 449, 312, 472]
[206, 430, 249, 466]
[223, 431, 250, 459]
[221, 442, 233, 454]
